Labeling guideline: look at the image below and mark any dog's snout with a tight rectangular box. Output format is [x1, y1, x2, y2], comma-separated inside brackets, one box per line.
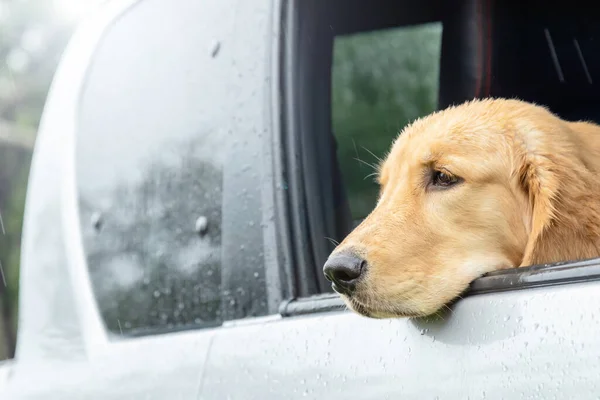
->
[323, 252, 366, 295]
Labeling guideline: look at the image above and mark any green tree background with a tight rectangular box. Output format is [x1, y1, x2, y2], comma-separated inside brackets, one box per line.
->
[0, 0, 104, 359]
[332, 23, 442, 220]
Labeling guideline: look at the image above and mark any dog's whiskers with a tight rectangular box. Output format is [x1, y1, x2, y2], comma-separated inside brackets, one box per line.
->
[324, 236, 340, 246]
[353, 157, 379, 171]
[364, 171, 379, 181]
[360, 145, 384, 164]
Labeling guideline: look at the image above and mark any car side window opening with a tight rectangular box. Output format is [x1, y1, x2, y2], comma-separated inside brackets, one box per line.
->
[77, 0, 270, 337]
[332, 23, 442, 223]
[293, 0, 600, 304]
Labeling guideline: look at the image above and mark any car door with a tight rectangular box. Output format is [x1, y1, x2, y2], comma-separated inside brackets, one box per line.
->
[1, 0, 284, 398]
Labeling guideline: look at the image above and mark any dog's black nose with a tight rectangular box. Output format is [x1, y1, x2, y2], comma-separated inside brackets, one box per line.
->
[323, 252, 366, 295]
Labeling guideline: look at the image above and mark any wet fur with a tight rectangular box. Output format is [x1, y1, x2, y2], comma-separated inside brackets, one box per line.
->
[329, 98, 600, 318]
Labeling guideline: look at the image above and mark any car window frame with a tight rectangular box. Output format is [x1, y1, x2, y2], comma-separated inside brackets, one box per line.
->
[278, 0, 600, 318]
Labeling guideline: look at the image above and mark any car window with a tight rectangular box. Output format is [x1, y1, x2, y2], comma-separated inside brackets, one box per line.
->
[76, 0, 270, 336]
[331, 23, 442, 222]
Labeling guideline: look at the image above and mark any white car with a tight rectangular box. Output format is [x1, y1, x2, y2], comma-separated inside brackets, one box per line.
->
[2, 0, 600, 398]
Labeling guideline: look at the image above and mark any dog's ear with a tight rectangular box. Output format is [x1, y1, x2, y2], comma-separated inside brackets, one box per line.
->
[517, 123, 600, 266]
[518, 151, 563, 266]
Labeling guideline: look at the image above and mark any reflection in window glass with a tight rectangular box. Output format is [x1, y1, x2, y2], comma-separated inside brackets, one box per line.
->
[79, 140, 224, 333]
[332, 23, 442, 221]
[77, 0, 268, 336]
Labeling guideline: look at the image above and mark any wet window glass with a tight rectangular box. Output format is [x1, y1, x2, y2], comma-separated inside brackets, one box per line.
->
[77, 0, 269, 336]
[332, 23, 442, 221]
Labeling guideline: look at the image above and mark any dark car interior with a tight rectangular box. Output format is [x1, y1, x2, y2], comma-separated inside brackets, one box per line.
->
[440, 0, 599, 121]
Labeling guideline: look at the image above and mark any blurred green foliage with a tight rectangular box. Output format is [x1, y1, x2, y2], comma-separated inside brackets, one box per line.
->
[0, 0, 85, 359]
[332, 23, 442, 220]
[0, 146, 30, 360]
[80, 147, 225, 335]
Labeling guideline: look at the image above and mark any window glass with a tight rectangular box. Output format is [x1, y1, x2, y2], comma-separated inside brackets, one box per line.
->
[332, 23, 442, 221]
[77, 0, 269, 336]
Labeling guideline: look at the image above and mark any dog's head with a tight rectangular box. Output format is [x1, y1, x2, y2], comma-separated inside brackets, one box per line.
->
[324, 98, 600, 318]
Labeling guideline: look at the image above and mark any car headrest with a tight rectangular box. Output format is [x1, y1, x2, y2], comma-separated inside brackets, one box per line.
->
[438, 0, 600, 122]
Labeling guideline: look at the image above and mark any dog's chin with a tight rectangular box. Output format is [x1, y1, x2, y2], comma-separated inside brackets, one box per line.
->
[342, 296, 427, 319]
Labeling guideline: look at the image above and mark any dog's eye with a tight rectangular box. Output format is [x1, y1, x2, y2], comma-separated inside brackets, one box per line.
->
[432, 170, 459, 187]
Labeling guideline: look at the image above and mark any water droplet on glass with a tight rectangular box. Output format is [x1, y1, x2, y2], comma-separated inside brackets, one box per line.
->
[210, 40, 221, 58]
[254, 272, 259, 278]
[195, 216, 208, 236]
[91, 211, 103, 231]
[153, 290, 160, 298]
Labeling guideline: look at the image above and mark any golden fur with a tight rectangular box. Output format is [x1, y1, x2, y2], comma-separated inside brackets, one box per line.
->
[329, 98, 600, 318]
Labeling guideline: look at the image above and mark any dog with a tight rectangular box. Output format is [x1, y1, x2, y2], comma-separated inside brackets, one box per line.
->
[323, 98, 600, 319]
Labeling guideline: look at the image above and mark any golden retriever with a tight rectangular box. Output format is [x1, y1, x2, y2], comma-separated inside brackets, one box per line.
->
[323, 98, 600, 319]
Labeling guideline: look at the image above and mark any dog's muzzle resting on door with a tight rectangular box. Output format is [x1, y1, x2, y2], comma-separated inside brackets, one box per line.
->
[323, 98, 600, 319]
